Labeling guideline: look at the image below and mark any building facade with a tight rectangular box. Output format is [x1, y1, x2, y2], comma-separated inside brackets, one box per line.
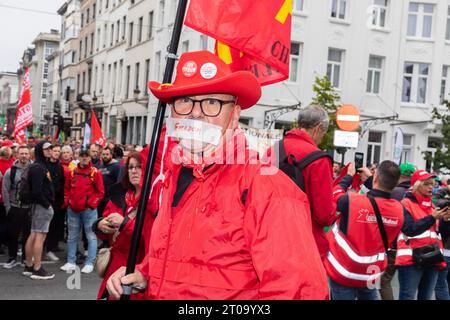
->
[31, 0, 450, 171]
[0, 72, 19, 134]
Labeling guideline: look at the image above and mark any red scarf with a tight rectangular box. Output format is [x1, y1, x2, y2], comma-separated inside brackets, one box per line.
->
[125, 190, 140, 215]
[413, 192, 433, 214]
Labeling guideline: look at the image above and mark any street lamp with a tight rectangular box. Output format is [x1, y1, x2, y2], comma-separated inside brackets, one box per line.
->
[133, 87, 149, 107]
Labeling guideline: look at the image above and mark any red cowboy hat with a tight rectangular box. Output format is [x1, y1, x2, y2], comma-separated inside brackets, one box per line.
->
[148, 50, 261, 109]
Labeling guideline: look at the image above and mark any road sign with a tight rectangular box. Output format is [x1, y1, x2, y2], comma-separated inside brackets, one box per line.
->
[336, 104, 360, 131]
[334, 130, 359, 148]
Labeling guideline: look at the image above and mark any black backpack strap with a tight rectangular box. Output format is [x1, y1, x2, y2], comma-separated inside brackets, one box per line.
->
[277, 139, 332, 192]
[367, 194, 389, 254]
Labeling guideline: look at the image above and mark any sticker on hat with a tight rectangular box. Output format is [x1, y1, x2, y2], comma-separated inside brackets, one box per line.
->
[182, 61, 197, 78]
[200, 63, 218, 79]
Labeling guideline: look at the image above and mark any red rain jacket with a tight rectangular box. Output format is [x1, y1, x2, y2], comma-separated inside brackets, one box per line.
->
[136, 130, 329, 300]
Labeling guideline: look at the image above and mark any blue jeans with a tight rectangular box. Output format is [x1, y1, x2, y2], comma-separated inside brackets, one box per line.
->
[329, 278, 380, 300]
[435, 256, 450, 300]
[398, 265, 439, 300]
[67, 208, 98, 265]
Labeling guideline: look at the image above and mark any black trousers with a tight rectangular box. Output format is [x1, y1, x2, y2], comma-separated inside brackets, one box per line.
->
[0, 203, 7, 246]
[6, 207, 31, 260]
[46, 207, 65, 252]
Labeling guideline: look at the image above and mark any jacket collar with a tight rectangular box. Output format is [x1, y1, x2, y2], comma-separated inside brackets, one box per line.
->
[285, 129, 317, 147]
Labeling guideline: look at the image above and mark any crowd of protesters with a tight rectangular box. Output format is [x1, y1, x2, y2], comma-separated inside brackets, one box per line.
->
[0, 135, 146, 281]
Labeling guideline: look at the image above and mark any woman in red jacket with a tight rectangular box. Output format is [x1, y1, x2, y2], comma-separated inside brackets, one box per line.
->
[93, 152, 150, 299]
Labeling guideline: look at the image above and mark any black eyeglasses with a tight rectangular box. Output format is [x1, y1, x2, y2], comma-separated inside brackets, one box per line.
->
[172, 97, 236, 117]
[128, 165, 142, 171]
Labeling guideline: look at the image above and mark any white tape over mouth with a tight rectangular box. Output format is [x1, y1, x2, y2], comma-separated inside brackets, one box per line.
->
[166, 118, 223, 146]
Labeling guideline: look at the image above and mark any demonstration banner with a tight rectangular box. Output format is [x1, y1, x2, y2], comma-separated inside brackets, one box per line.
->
[185, 0, 292, 86]
[13, 68, 33, 144]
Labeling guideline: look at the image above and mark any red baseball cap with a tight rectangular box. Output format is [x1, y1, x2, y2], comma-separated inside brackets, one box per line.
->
[411, 170, 436, 186]
[1, 140, 13, 147]
[148, 50, 261, 109]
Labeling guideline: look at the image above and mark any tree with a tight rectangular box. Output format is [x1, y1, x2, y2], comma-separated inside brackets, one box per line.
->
[311, 75, 341, 151]
[424, 99, 450, 172]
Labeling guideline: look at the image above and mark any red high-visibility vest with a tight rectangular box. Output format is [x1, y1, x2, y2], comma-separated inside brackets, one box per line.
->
[324, 193, 404, 288]
[396, 197, 445, 268]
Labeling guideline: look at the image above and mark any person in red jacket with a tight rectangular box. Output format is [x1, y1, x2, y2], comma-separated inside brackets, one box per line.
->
[267, 104, 336, 260]
[0, 146, 14, 253]
[106, 50, 329, 300]
[93, 151, 151, 300]
[61, 147, 105, 274]
[325, 161, 405, 300]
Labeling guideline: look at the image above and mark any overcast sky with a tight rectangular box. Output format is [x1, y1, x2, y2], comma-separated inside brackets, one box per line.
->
[0, 0, 65, 72]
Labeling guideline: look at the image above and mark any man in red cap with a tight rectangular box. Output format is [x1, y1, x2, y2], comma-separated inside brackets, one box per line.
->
[106, 50, 329, 300]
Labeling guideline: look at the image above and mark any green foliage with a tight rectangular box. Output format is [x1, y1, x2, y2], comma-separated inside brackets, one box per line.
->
[311, 76, 341, 151]
[425, 100, 450, 172]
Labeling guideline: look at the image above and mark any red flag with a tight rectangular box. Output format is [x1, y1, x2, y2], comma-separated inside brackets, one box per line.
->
[185, 0, 292, 86]
[13, 68, 33, 144]
[90, 111, 106, 148]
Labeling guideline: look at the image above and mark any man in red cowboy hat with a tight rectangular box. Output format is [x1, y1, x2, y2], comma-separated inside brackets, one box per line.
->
[106, 50, 328, 300]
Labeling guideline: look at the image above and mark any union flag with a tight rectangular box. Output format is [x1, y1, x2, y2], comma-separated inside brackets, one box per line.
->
[13, 68, 33, 144]
[185, 0, 293, 86]
[90, 111, 107, 148]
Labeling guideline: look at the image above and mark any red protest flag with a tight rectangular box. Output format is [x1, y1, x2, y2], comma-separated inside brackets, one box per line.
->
[13, 68, 33, 144]
[185, 0, 292, 86]
[90, 110, 107, 148]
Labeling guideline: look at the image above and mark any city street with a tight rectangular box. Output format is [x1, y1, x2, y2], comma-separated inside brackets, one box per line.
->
[0, 249, 101, 300]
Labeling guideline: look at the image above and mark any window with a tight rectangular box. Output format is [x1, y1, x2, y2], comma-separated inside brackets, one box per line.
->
[402, 62, 430, 104]
[77, 74, 80, 95]
[135, 63, 140, 92]
[425, 137, 442, 172]
[94, 65, 98, 92]
[125, 65, 131, 99]
[159, 0, 165, 28]
[122, 16, 126, 40]
[97, 28, 101, 51]
[99, 0, 102, 14]
[138, 17, 143, 42]
[118, 59, 123, 96]
[155, 51, 161, 81]
[144, 59, 150, 95]
[87, 9, 90, 24]
[100, 64, 104, 93]
[401, 135, 414, 163]
[84, 36, 88, 58]
[326, 48, 344, 88]
[106, 0, 109, 9]
[116, 20, 120, 43]
[81, 13, 84, 28]
[446, 6, 450, 40]
[441, 66, 450, 104]
[88, 68, 92, 94]
[110, 23, 114, 46]
[103, 24, 107, 48]
[366, 55, 383, 94]
[82, 72, 86, 93]
[289, 42, 301, 82]
[366, 131, 383, 167]
[331, 0, 346, 20]
[112, 62, 117, 99]
[90, 32, 94, 55]
[181, 40, 189, 53]
[148, 11, 154, 39]
[407, 3, 434, 38]
[200, 34, 208, 50]
[129, 22, 134, 46]
[107, 64, 111, 95]
[93, 4, 96, 19]
[371, 0, 388, 28]
[294, 0, 304, 12]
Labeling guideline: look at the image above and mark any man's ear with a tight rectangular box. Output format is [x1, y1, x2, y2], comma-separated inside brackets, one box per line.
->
[231, 105, 241, 129]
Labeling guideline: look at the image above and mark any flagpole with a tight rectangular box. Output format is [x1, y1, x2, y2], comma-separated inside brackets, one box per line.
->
[120, 0, 188, 300]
